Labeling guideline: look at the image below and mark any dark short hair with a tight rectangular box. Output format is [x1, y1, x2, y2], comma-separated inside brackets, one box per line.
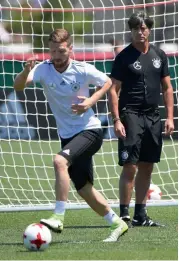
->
[128, 12, 153, 30]
[48, 29, 72, 46]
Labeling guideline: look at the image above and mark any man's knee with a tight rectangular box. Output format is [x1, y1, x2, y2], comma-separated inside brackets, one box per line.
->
[122, 163, 137, 180]
[53, 154, 69, 173]
[138, 162, 154, 175]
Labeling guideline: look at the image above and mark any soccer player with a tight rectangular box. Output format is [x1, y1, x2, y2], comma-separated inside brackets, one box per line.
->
[13, 29, 128, 242]
[108, 12, 174, 227]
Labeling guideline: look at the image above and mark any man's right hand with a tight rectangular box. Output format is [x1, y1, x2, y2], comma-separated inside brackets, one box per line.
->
[114, 120, 126, 139]
[14, 56, 37, 91]
[24, 56, 37, 73]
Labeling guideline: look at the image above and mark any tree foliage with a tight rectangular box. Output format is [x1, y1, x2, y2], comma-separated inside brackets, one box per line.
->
[6, 0, 92, 52]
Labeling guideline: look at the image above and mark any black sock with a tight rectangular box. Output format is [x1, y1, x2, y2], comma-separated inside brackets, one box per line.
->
[134, 204, 147, 218]
[120, 204, 129, 217]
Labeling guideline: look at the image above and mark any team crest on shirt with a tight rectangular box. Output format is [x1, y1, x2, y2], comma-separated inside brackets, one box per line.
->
[133, 61, 142, 70]
[71, 81, 81, 92]
[121, 150, 129, 161]
[152, 58, 161, 68]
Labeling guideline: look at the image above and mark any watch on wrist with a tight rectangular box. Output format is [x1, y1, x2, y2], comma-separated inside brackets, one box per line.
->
[113, 117, 121, 123]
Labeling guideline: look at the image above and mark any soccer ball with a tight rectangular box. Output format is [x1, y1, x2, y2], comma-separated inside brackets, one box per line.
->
[23, 223, 52, 251]
[147, 184, 162, 200]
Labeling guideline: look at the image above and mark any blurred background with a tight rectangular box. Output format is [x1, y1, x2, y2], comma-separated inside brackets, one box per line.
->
[0, 0, 178, 53]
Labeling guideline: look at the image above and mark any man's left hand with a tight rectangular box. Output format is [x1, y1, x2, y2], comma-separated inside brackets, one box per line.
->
[71, 96, 92, 115]
[164, 118, 174, 135]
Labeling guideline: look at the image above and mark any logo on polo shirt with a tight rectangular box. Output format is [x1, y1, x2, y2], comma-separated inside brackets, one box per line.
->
[71, 81, 81, 92]
[133, 61, 142, 70]
[60, 80, 66, 85]
[48, 82, 56, 89]
[152, 58, 161, 69]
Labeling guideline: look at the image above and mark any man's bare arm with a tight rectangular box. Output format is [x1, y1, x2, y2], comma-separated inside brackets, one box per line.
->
[88, 77, 112, 106]
[161, 76, 174, 120]
[108, 77, 126, 138]
[71, 77, 112, 114]
[13, 57, 37, 91]
[161, 75, 174, 135]
[108, 77, 121, 122]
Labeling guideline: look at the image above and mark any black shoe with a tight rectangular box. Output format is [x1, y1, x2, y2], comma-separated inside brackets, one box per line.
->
[121, 216, 133, 228]
[132, 215, 165, 227]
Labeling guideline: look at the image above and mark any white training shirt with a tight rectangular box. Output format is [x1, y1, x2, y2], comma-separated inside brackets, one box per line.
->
[29, 59, 107, 138]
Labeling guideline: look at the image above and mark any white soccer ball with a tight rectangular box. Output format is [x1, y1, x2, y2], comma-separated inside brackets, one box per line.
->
[23, 223, 52, 251]
[147, 184, 162, 200]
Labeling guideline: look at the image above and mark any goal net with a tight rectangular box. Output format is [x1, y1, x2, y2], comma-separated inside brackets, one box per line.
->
[0, 0, 178, 211]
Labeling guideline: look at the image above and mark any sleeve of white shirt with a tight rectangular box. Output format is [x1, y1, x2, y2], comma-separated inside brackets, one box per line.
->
[28, 62, 44, 84]
[85, 63, 107, 87]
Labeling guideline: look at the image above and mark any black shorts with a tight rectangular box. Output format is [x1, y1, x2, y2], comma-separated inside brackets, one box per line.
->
[59, 129, 103, 190]
[118, 110, 163, 166]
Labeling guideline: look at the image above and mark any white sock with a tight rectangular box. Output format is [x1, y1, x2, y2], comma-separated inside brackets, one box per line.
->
[104, 209, 119, 225]
[54, 201, 66, 215]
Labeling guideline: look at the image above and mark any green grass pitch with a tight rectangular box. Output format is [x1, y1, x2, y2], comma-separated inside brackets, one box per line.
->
[0, 140, 178, 259]
[0, 206, 178, 260]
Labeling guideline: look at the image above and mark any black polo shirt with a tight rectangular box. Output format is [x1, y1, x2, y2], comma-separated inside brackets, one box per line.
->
[110, 44, 170, 112]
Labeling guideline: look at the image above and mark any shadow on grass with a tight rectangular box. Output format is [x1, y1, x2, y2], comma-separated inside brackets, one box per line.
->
[0, 225, 108, 248]
[0, 239, 100, 252]
[64, 225, 109, 229]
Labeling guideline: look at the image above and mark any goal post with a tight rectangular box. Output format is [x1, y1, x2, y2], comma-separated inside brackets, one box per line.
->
[0, 0, 178, 212]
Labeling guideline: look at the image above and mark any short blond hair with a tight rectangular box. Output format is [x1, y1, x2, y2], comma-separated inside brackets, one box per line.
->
[48, 29, 72, 46]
